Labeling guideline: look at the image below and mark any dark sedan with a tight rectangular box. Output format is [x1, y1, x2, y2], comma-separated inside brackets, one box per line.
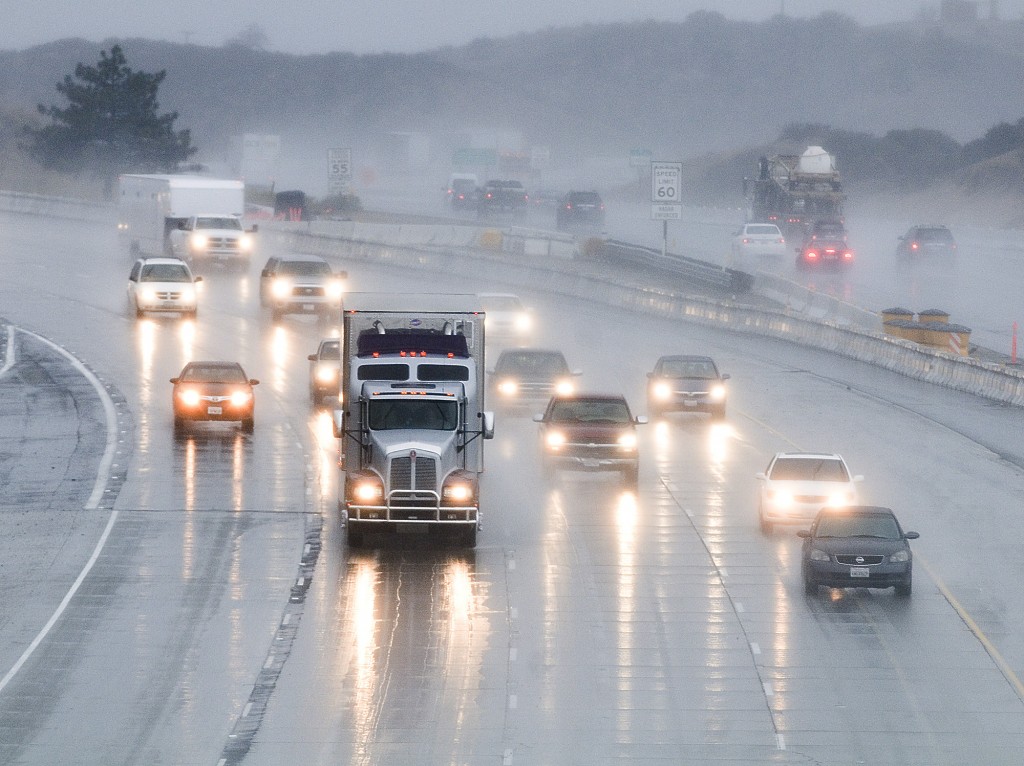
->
[646, 355, 729, 419]
[491, 348, 580, 410]
[534, 393, 646, 484]
[798, 506, 919, 597]
[171, 361, 259, 434]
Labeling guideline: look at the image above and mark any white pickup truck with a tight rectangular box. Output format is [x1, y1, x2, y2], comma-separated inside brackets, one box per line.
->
[168, 214, 256, 268]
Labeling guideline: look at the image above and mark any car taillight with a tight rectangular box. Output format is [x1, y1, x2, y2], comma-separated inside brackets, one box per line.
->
[911, 242, 919, 250]
[843, 250, 854, 260]
[805, 250, 818, 260]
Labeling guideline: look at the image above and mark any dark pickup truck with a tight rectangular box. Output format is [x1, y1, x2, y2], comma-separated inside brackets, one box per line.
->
[477, 179, 528, 218]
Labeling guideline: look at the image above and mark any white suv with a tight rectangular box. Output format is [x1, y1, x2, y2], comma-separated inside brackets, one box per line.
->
[127, 257, 201, 318]
[756, 452, 863, 534]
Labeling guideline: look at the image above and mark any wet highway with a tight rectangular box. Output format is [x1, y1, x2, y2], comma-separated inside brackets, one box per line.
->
[1, 210, 1024, 764]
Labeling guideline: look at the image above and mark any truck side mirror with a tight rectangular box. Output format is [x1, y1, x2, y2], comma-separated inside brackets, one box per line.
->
[249, 224, 259, 233]
[332, 409, 344, 439]
[482, 411, 495, 439]
[337, 270, 348, 279]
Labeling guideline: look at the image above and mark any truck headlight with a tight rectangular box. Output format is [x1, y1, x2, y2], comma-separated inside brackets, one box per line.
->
[181, 286, 196, 302]
[271, 279, 292, 299]
[442, 483, 474, 502]
[140, 288, 157, 303]
[497, 379, 518, 396]
[327, 279, 345, 300]
[515, 313, 532, 333]
[617, 432, 637, 450]
[189, 232, 209, 251]
[768, 489, 794, 508]
[353, 481, 383, 503]
[651, 381, 672, 401]
[239, 234, 254, 252]
[827, 490, 855, 507]
[545, 430, 566, 450]
[709, 383, 726, 401]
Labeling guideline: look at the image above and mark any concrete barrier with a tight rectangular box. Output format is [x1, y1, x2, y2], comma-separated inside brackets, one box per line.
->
[4, 193, 1023, 406]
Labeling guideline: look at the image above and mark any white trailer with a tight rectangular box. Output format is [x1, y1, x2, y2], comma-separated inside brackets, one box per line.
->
[117, 174, 249, 257]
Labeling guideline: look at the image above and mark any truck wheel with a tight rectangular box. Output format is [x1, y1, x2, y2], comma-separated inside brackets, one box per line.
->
[461, 525, 478, 547]
[241, 417, 254, 434]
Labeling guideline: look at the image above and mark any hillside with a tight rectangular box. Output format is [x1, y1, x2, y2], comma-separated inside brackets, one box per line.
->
[1, 12, 1024, 213]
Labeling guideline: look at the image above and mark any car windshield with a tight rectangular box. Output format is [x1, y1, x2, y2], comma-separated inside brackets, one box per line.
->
[278, 260, 332, 277]
[181, 364, 247, 383]
[917, 227, 954, 242]
[658, 359, 717, 378]
[497, 352, 569, 377]
[318, 342, 340, 360]
[549, 399, 630, 424]
[815, 513, 902, 539]
[769, 457, 849, 481]
[195, 217, 242, 230]
[746, 225, 779, 236]
[141, 263, 191, 282]
[481, 295, 523, 312]
[368, 399, 458, 430]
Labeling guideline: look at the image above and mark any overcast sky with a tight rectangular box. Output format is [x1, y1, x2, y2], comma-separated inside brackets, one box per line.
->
[4, 1, 1016, 55]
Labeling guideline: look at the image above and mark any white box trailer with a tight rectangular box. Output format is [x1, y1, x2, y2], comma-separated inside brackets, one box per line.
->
[117, 174, 246, 255]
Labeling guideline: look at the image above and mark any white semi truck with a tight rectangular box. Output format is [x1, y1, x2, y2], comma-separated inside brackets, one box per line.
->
[333, 295, 495, 547]
[117, 174, 256, 266]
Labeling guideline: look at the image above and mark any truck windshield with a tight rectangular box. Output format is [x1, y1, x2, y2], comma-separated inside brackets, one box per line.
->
[368, 399, 459, 431]
[195, 217, 243, 230]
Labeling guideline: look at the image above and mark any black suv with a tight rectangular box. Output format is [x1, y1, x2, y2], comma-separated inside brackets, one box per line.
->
[646, 355, 729, 419]
[477, 180, 528, 217]
[556, 191, 605, 230]
[896, 225, 957, 257]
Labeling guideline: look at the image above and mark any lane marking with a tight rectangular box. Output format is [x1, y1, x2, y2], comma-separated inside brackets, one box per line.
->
[750, 642, 761, 655]
[0, 327, 119, 696]
[917, 553, 1024, 702]
[0, 325, 15, 376]
[509, 648, 517, 662]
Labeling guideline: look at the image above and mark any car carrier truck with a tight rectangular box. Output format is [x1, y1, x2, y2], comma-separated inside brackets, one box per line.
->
[333, 294, 495, 547]
[117, 174, 255, 265]
[743, 146, 845, 240]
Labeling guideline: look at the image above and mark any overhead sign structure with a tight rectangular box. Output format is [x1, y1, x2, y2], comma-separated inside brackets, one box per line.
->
[328, 147, 352, 194]
[629, 148, 652, 168]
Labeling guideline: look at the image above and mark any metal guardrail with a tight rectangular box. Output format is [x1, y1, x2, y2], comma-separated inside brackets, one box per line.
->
[597, 239, 755, 294]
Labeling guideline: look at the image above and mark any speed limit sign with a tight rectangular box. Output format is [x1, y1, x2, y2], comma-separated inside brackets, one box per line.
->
[328, 147, 352, 193]
[651, 161, 682, 203]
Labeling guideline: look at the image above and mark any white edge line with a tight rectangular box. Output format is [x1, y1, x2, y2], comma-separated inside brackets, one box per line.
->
[0, 326, 120, 695]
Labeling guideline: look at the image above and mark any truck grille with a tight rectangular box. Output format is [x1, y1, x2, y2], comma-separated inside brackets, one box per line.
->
[291, 286, 326, 298]
[154, 291, 182, 300]
[389, 456, 437, 491]
[207, 237, 240, 251]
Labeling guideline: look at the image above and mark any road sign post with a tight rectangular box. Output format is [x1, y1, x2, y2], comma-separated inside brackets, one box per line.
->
[651, 161, 682, 258]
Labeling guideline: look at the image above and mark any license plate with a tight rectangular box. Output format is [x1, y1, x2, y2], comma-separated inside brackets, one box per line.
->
[303, 303, 315, 311]
[850, 566, 870, 578]
[207, 406, 223, 415]
[581, 458, 600, 468]
[684, 399, 698, 407]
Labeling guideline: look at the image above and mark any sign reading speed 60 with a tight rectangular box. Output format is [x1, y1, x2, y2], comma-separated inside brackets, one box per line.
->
[651, 161, 682, 203]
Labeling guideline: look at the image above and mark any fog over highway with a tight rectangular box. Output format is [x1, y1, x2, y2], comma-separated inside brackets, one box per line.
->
[1, 208, 1024, 765]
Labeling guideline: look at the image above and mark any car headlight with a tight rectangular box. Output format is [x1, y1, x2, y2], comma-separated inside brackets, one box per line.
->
[809, 548, 830, 562]
[709, 383, 726, 402]
[178, 389, 201, 407]
[442, 483, 474, 502]
[239, 234, 254, 252]
[497, 379, 518, 396]
[327, 279, 345, 299]
[230, 390, 253, 407]
[189, 232, 209, 251]
[554, 379, 575, 396]
[651, 381, 672, 401]
[768, 489, 794, 508]
[181, 286, 196, 302]
[140, 288, 157, 303]
[827, 490, 855, 507]
[545, 430, 566, 450]
[316, 366, 338, 384]
[889, 549, 910, 563]
[618, 432, 638, 450]
[352, 481, 383, 503]
[515, 313, 532, 332]
[271, 279, 292, 298]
